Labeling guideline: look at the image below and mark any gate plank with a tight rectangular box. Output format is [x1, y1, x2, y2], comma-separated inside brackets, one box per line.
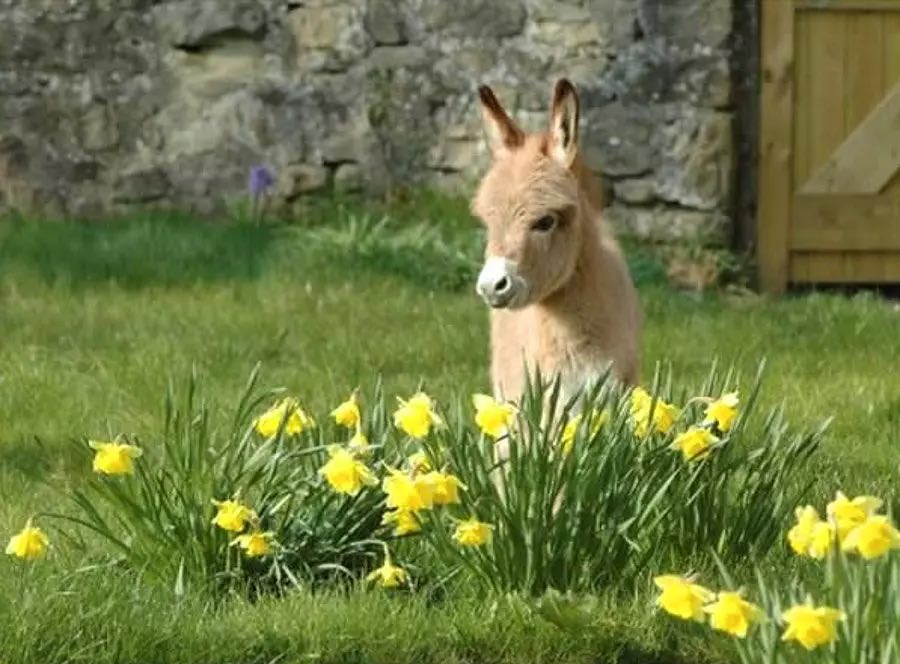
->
[758, 0, 796, 293]
[800, 82, 900, 195]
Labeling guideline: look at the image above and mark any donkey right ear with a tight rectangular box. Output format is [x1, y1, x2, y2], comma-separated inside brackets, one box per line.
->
[478, 85, 524, 158]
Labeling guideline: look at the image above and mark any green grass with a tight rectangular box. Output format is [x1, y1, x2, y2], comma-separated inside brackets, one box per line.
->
[1, 193, 899, 663]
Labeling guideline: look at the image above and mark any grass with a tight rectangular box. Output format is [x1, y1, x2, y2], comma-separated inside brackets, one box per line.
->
[1, 192, 899, 663]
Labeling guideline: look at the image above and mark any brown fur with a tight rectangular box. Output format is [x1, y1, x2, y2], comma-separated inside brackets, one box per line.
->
[472, 80, 642, 402]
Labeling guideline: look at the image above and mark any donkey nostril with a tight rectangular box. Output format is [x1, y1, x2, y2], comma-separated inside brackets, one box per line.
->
[495, 277, 510, 294]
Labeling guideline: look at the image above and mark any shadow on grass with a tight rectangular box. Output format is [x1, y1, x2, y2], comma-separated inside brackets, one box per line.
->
[0, 214, 277, 289]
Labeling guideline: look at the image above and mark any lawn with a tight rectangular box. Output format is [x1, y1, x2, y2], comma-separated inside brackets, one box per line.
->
[1, 195, 898, 663]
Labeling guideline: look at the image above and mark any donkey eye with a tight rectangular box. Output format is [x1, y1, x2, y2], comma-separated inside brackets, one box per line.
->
[530, 215, 556, 232]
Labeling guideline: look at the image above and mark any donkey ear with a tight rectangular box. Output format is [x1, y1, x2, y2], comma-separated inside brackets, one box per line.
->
[548, 79, 579, 168]
[478, 85, 524, 158]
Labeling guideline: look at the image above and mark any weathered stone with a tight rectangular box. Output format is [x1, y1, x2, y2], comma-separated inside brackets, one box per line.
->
[613, 177, 657, 205]
[420, 0, 527, 38]
[81, 104, 120, 151]
[531, 19, 607, 49]
[281, 163, 328, 197]
[0, 0, 738, 245]
[582, 103, 659, 177]
[637, 0, 732, 49]
[166, 42, 266, 98]
[113, 167, 170, 204]
[604, 204, 728, 244]
[369, 46, 427, 71]
[333, 163, 364, 192]
[427, 139, 484, 172]
[154, 0, 266, 49]
[365, 0, 407, 45]
[655, 110, 733, 210]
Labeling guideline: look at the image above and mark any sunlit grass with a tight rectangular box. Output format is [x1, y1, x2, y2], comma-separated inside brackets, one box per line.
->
[1, 194, 899, 663]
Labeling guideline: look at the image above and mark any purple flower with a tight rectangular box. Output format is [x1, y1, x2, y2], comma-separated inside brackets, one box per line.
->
[248, 165, 275, 197]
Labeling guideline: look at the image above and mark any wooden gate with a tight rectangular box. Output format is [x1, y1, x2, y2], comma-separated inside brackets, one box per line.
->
[758, 0, 900, 293]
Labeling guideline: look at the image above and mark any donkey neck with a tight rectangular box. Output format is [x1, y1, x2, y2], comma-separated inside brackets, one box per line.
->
[536, 208, 610, 323]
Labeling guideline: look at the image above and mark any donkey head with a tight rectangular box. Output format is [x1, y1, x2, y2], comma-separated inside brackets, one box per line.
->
[472, 79, 584, 310]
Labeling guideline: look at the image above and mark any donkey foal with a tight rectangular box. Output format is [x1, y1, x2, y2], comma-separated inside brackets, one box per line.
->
[472, 79, 642, 406]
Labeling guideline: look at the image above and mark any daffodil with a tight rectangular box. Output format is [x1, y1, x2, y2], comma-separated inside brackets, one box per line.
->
[704, 392, 739, 432]
[781, 603, 844, 650]
[89, 440, 142, 476]
[5, 522, 49, 561]
[426, 471, 464, 505]
[653, 574, 714, 621]
[394, 393, 441, 439]
[827, 491, 883, 541]
[383, 469, 434, 511]
[318, 446, 377, 496]
[382, 509, 421, 536]
[255, 398, 314, 437]
[472, 394, 516, 439]
[787, 506, 821, 556]
[331, 393, 361, 429]
[786, 505, 835, 559]
[670, 427, 718, 462]
[631, 388, 679, 437]
[842, 515, 900, 559]
[561, 408, 610, 456]
[211, 498, 257, 533]
[347, 429, 371, 456]
[231, 530, 276, 557]
[366, 552, 407, 588]
[704, 591, 764, 638]
[407, 451, 431, 473]
[807, 520, 837, 559]
[453, 518, 492, 546]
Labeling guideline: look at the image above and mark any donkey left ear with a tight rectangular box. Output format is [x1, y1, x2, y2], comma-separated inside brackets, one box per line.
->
[548, 79, 579, 168]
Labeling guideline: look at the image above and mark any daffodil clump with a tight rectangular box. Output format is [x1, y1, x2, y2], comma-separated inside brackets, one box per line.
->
[662, 490, 900, 664]
[9, 364, 833, 620]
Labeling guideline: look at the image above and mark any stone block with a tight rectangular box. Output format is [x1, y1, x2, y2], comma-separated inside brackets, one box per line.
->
[604, 204, 729, 244]
[419, 0, 526, 39]
[365, 0, 406, 45]
[154, 1, 266, 48]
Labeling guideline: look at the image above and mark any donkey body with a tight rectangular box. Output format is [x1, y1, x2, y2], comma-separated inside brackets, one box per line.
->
[472, 80, 642, 403]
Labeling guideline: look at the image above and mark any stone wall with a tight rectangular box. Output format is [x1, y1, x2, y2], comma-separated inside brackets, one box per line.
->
[0, 0, 740, 243]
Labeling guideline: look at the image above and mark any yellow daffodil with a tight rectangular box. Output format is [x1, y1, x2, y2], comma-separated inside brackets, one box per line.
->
[631, 388, 680, 437]
[786, 505, 835, 559]
[318, 446, 377, 496]
[426, 471, 464, 505]
[366, 552, 407, 588]
[5, 522, 49, 561]
[453, 518, 493, 547]
[254, 398, 314, 437]
[827, 491, 883, 541]
[787, 506, 821, 556]
[89, 440, 142, 476]
[211, 498, 257, 533]
[472, 394, 516, 439]
[331, 393, 361, 429]
[231, 530, 276, 557]
[653, 574, 714, 621]
[842, 515, 900, 559]
[347, 429, 371, 456]
[781, 603, 844, 650]
[394, 393, 441, 439]
[807, 520, 837, 559]
[407, 451, 431, 473]
[382, 509, 421, 536]
[670, 427, 718, 462]
[561, 408, 610, 456]
[704, 591, 764, 638]
[383, 469, 435, 512]
[704, 392, 739, 432]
